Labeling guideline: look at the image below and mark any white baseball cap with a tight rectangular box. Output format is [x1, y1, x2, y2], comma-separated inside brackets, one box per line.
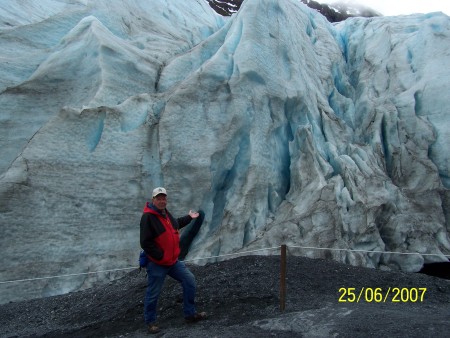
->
[152, 187, 167, 198]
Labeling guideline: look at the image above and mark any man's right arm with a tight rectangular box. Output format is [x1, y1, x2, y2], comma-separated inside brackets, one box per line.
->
[140, 213, 164, 261]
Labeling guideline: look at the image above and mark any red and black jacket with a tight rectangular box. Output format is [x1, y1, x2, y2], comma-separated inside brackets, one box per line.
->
[140, 203, 192, 266]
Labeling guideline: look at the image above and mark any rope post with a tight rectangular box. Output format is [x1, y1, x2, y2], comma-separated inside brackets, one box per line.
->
[280, 244, 287, 312]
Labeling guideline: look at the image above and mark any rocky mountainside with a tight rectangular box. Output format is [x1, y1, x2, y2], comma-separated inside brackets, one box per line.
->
[205, 0, 381, 21]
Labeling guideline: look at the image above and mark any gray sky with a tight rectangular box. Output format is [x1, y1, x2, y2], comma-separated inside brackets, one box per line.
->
[323, 0, 450, 16]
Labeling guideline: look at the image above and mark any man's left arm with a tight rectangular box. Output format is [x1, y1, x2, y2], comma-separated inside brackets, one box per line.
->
[177, 210, 199, 229]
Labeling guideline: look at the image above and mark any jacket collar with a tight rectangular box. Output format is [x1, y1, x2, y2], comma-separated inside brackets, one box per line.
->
[144, 202, 167, 217]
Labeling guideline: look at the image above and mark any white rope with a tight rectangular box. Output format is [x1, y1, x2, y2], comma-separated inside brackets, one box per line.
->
[0, 245, 448, 285]
[0, 248, 279, 285]
[288, 245, 450, 257]
[183, 246, 280, 262]
[0, 267, 135, 284]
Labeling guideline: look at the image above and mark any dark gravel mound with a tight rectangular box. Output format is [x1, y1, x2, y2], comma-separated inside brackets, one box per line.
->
[1, 255, 449, 337]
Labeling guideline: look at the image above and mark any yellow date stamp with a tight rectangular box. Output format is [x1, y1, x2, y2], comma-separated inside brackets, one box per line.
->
[338, 287, 427, 303]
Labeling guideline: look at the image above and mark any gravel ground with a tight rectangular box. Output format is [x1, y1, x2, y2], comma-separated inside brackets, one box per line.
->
[1, 255, 449, 337]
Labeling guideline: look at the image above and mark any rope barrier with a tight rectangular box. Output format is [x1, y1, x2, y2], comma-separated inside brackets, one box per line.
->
[183, 246, 280, 262]
[0, 247, 280, 285]
[0, 245, 448, 285]
[0, 267, 135, 285]
[288, 245, 450, 257]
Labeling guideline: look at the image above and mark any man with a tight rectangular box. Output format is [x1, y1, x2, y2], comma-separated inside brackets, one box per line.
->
[140, 187, 207, 334]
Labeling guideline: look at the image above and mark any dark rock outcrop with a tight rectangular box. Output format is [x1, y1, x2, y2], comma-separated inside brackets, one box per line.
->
[206, 0, 381, 22]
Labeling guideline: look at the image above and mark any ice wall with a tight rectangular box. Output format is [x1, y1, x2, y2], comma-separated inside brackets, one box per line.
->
[0, 0, 449, 303]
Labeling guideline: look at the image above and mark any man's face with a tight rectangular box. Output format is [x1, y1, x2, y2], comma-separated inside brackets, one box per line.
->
[152, 194, 167, 211]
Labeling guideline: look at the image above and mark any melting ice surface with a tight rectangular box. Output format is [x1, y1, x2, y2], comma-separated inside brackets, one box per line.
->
[0, 0, 449, 303]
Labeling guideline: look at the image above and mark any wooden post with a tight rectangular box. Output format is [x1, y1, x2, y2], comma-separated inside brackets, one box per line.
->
[280, 244, 287, 312]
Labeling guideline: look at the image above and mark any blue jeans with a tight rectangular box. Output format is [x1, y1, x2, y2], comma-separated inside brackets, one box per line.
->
[144, 260, 196, 324]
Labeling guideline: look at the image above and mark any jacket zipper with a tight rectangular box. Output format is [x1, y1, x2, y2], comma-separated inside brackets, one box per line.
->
[164, 217, 176, 262]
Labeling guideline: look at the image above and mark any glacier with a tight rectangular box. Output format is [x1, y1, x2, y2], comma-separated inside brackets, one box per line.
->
[0, 0, 449, 303]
